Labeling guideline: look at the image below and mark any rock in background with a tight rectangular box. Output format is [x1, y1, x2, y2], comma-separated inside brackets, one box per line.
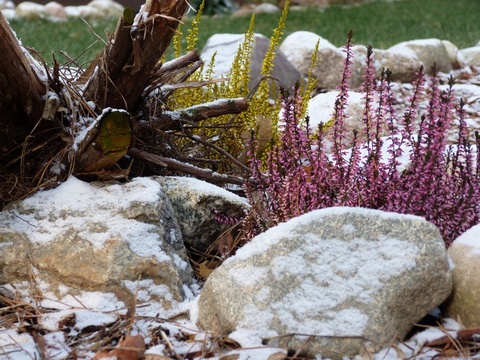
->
[280, 31, 345, 90]
[200, 33, 303, 97]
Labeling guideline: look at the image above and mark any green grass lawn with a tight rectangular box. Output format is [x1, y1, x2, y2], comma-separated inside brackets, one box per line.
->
[8, 0, 479, 65]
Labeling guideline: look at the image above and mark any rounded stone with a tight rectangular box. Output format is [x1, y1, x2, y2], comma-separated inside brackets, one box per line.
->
[444, 228, 480, 327]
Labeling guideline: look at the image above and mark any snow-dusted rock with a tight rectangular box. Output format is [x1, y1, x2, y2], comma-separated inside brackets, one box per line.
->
[444, 225, 480, 327]
[0, 176, 192, 310]
[198, 207, 452, 359]
[457, 45, 480, 68]
[387, 38, 452, 74]
[201, 33, 302, 97]
[155, 176, 249, 253]
[280, 31, 345, 90]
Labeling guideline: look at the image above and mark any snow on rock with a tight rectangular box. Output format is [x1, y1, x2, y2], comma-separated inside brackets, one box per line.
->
[198, 207, 452, 359]
[444, 224, 480, 327]
[0, 176, 193, 310]
[155, 176, 249, 253]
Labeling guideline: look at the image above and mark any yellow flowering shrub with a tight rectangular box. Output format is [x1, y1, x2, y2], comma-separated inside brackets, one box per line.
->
[166, 0, 319, 174]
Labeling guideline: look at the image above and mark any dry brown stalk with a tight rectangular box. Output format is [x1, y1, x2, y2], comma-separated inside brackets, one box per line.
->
[0, 1, 251, 209]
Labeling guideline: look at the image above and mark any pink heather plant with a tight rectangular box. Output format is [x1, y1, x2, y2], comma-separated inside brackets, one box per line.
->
[242, 32, 480, 246]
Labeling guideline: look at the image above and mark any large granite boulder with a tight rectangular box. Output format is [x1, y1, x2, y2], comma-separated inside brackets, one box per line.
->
[443, 225, 480, 327]
[0, 176, 192, 310]
[198, 207, 452, 359]
[155, 176, 249, 253]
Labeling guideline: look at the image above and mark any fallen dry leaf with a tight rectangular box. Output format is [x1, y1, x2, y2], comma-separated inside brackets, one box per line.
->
[145, 354, 171, 360]
[116, 334, 146, 360]
[219, 354, 240, 360]
[93, 350, 116, 359]
[198, 259, 222, 279]
[94, 334, 147, 360]
[198, 261, 215, 279]
[266, 350, 288, 360]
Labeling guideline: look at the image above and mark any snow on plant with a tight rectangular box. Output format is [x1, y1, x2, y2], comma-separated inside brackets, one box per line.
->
[242, 32, 480, 246]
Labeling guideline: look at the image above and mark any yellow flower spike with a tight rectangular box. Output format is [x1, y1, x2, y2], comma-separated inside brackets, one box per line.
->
[186, 0, 204, 53]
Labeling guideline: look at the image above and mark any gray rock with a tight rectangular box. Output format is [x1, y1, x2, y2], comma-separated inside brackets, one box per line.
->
[198, 207, 452, 359]
[201, 33, 303, 97]
[155, 176, 249, 253]
[0, 176, 192, 309]
[280, 31, 345, 90]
